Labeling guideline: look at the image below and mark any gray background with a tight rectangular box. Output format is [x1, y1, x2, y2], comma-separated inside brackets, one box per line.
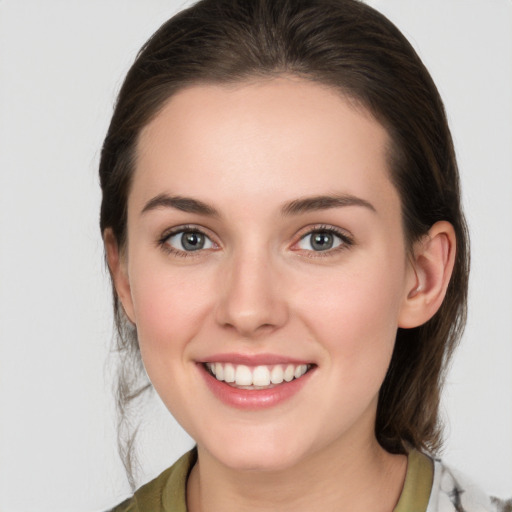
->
[0, 1, 510, 510]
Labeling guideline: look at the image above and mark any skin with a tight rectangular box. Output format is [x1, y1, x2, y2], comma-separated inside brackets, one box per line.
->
[105, 77, 456, 512]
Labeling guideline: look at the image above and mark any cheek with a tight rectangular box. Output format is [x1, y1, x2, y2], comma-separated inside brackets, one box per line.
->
[128, 263, 217, 414]
[128, 260, 214, 361]
[296, 253, 406, 373]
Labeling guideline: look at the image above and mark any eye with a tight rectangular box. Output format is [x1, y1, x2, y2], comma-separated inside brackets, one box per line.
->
[165, 229, 215, 252]
[296, 228, 349, 252]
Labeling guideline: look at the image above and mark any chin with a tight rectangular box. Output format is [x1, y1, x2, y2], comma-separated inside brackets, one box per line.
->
[218, 449, 301, 473]
[200, 427, 310, 473]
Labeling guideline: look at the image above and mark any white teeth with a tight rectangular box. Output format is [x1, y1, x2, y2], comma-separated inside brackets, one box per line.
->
[270, 365, 284, 384]
[206, 362, 311, 387]
[284, 364, 295, 382]
[224, 363, 235, 383]
[294, 364, 307, 379]
[235, 365, 253, 386]
[215, 362, 224, 381]
[252, 366, 271, 386]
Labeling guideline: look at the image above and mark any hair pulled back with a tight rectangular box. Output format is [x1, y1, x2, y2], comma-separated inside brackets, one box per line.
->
[99, 0, 469, 486]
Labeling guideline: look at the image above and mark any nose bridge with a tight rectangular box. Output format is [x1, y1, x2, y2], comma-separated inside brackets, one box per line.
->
[215, 242, 287, 336]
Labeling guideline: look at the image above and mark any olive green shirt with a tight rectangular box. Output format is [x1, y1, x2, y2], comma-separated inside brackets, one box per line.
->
[110, 448, 433, 512]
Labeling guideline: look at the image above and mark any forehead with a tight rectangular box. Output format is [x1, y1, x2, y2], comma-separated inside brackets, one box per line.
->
[133, 77, 398, 217]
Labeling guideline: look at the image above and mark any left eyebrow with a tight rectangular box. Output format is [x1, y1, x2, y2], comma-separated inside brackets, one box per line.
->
[281, 194, 377, 216]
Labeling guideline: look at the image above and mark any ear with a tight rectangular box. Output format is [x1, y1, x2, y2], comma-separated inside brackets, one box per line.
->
[103, 228, 136, 325]
[398, 221, 456, 329]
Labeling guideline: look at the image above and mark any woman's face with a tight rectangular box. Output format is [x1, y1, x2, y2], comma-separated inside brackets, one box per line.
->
[118, 77, 417, 471]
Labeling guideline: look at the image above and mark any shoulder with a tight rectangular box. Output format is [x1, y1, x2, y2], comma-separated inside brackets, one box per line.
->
[427, 458, 511, 512]
[107, 448, 197, 512]
[108, 495, 136, 512]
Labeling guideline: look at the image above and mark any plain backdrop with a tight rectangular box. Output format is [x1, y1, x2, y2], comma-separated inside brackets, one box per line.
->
[0, 1, 511, 511]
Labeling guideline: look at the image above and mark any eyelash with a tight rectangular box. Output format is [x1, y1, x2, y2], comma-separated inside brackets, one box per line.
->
[157, 225, 215, 258]
[294, 224, 354, 258]
[157, 224, 354, 258]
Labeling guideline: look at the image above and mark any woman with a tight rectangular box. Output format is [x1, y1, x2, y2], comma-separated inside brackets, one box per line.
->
[99, 0, 508, 510]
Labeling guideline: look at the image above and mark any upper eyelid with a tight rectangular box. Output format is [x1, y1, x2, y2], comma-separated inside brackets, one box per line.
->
[158, 223, 353, 248]
[161, 224, 214, 240]
[159, 225, 219, 251]
[159, 226, 219, 257]
[291, 225, 354, 253]
[295, 224, 353, 242]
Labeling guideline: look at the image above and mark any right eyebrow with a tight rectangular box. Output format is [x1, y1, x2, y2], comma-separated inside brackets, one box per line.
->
[140, 194, 220, 217]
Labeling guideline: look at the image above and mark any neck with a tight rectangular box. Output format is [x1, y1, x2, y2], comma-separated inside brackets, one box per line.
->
[187, 430, 407, 512]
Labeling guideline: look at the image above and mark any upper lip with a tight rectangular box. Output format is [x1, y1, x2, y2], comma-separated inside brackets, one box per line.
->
[197, 353, 313, 366]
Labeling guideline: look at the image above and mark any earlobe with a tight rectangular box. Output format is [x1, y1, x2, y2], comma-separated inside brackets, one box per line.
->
[398, 221, 456, 329]
[103, 229, 136, 324]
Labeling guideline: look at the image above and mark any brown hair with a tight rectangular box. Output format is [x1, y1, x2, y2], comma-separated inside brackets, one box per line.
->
[99, 0, 469, 486]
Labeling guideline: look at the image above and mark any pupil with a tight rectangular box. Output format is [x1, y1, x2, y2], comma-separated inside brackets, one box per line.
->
[312, 232, 333, 251]
[181, 232, 204, 251]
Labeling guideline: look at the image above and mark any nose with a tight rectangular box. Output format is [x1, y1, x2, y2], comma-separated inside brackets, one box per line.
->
[215, 248, 289, 338]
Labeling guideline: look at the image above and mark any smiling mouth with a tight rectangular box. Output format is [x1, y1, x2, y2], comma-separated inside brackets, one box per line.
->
[204, 362, 313, 389]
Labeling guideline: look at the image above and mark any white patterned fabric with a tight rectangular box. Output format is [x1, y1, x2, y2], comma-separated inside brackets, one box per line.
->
[427, 459, 511, 512]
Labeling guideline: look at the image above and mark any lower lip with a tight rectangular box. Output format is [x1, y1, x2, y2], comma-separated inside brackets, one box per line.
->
[198, 364, 314, 410]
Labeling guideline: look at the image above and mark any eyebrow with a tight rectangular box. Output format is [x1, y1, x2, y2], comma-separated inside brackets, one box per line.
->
[140, 192, 376, 217]
[281, 194, 376, 215]
[141, 194, 219, 217]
